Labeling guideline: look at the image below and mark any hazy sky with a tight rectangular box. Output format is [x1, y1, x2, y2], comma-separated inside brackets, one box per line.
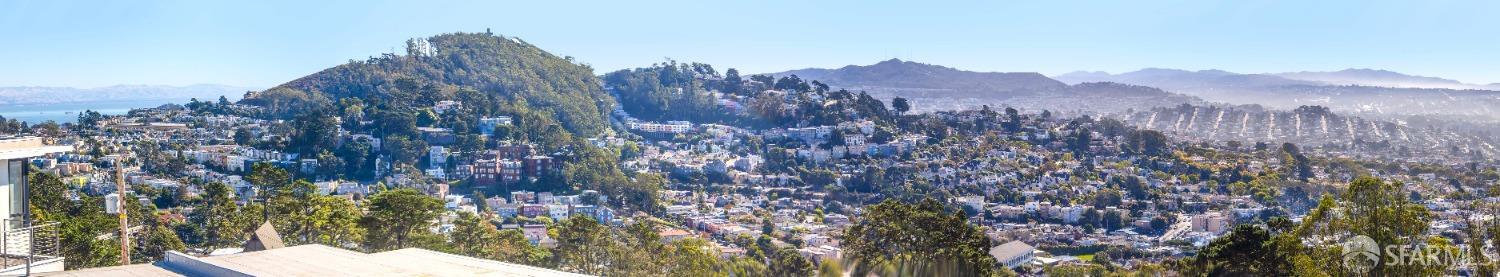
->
[3, 0, 1498, 88]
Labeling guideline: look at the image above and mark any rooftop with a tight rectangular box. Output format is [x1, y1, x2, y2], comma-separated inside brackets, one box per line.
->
[43, 244, 588, 276]
[988, 240, 1035, 260]
[0, 137, 73, 160]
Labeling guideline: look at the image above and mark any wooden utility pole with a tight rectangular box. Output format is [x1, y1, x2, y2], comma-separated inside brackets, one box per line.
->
[115, 165, 130, 265]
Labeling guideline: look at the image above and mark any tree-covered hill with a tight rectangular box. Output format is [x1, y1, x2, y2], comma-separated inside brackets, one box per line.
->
[605, 61, 898, 129]
[244, 32, 613, 136]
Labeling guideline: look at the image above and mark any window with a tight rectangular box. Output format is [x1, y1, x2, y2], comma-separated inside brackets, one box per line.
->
[8, 159, 22, 219]
[7, 159, 21, 184]
[0, 159, 9, 186]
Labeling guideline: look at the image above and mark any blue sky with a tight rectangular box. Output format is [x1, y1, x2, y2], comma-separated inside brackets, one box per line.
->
[3, 0, 1498, 88]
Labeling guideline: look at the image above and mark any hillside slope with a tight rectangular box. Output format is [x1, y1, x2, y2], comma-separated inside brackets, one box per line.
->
[248, 32, 613, 136]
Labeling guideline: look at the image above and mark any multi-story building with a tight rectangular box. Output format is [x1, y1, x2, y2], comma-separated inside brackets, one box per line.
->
[989, 241, 1036, 268]
[1191, 212, 1230, 234]
[472, 159, 502, 187]
[522, 155, 555, 177]
[510, 191, 536, 204]
[593, 206, 615, 224]
[499, 159, 522, 184]
[0, 137, 73, 274]
[473, 159, 522, 187]
[628, 120, 693, 134]
[428, 146, 448, 168]
[570, 205, 597, 220]
[520, 204, 547, 218]
[547, 204, 570, 219]
[536, 192, 555, 204]
[493, 203, 518, 218]
[484, 196, 507, 209]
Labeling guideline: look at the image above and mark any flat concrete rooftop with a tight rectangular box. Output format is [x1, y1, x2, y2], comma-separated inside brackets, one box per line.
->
[43, 244, 587, 276]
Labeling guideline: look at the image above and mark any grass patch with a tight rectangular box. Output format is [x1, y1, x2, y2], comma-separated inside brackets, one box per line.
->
[1076, 254, 1095, 261]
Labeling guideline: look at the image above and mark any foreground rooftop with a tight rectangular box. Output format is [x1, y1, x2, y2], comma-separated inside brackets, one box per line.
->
[44, 244, 586, 276]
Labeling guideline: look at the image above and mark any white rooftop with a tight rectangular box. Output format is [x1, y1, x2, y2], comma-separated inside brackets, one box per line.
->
[0, 137, 73, 160]
[43, 244, 588, 276]
[989, 240, 1036, 261]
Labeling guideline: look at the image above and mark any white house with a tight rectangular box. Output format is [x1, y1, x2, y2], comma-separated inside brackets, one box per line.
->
[990, 241, 1036, 268]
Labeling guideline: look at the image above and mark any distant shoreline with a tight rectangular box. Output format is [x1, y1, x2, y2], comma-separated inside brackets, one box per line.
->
[0, 99, 189, 124]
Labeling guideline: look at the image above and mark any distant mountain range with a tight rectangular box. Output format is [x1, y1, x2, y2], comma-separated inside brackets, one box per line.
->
[0, 84, 253, 105]
[1056, 68, 1499, 90]
[1274, 69, 1500, 90]
[1054, 68, 1318, 89]
[768, 59, 1200, 113]
[1053, 68, 1500, 121]
[763, 59, 1499, 121]
[776, 59, 1068, 94]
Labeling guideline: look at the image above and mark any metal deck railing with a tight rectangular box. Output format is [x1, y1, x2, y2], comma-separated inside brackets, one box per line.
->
[1, 220, 61, 270]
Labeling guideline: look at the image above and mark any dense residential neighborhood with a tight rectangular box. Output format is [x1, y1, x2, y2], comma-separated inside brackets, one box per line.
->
[1, 26, 1497, 276]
